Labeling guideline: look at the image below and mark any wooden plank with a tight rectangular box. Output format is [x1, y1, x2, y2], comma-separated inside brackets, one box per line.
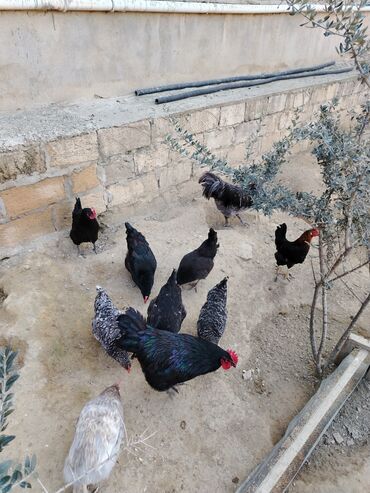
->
[236, 348, 370, 493]
[348, 333, 370, 351]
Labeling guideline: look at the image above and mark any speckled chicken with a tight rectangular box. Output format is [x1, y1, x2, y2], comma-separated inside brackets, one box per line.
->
[92, 286, 131, 372]
[64, 384, 124, 493]
[147, 269, 186, 333]
[197, 277, 228, 345]
[199, 171, 253, 226]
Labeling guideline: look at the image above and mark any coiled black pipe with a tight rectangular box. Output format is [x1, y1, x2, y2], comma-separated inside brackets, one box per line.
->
[135, 61, 336, 96]
[155, 66, 353, 104]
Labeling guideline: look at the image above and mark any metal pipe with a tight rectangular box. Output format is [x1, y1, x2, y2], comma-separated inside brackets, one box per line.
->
[136, 61, 336, 96]
[155, 66, 354, 104]
[0, 0, 369, 14]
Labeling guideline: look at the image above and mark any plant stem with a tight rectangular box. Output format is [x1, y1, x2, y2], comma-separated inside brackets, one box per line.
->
[325, 292, 370, 368]
[310, 284, 320, 364]
[316, 236, 328, 375]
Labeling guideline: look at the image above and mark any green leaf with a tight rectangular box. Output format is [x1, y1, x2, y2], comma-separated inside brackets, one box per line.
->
[0, 476, 11, 487]
[5, 374, 19, 392]
[5, 352, 18, 372]
[11, 469, 22, 483]
[19, 482, 32, 489]
[0, 435, 15, 448]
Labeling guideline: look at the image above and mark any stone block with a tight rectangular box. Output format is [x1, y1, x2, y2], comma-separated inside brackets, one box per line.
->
[0, 209, 54, 248]
[108, 173, 158, 208]
[104, 153, 135, 184]
[266, 93, 288, 114]
[178, 107, 220, 134]
[220, 103, 245, 127]
[51, 200, 74, 230]
[72, 164, 100, 194]
[234, 120, 261, 144]
[227, 143, 248, 168]
[157, 161, 192, 189]
[0, 146, 46, 184]
[46, 133, 98, 168]
[152, 117, 174, 141]
[245, 98, 267, 121]
[204, 127, 234, 150]
[98, 121, 151, 157]
[1, 177, 65, 218]
[80, 187, 106, 214]
[134, 144, 169, 174]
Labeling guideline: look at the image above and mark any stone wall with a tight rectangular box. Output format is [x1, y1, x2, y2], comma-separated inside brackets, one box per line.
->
[0, 76, 366, 255]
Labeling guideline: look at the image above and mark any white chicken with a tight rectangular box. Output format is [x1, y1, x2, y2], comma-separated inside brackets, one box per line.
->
[63, 384, 124, 492]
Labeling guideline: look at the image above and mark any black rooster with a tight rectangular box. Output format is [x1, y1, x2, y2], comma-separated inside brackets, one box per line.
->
[147, 269, 186, 333]
[177, 228, 219, 289]
[275, 223, 319, 280]
[117, 308, 238, 393]
[199, 171, 253, 226]
[69, 197, 99, 255]
[197, 277, 228, 345]
[125, 222, 157, 303]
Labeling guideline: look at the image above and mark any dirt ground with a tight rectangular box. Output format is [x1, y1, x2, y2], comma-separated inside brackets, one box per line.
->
[1, 154, 369, 493]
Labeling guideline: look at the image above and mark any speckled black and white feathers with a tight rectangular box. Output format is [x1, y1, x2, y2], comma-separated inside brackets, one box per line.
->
[117, 308, 237, 392]
[124, 222, 157, 302]
[92, 286, 131, 371]
[64, 384, 124, 493]
[176, 228, 219, 286]
[147, 269, 186, 333]
[199, 172, 253, 220]
[197, 277, 228, 345]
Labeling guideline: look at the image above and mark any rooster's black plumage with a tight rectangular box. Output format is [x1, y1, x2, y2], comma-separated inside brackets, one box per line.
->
[70, 197, 99, 254]
[125, 222, 157, 303]
[147, 269, 186, 333]
[199, 171, 253, 226]
[274, 223, 319, 279]
[117, 308, 238, 392]
[176, 228, 219, 288]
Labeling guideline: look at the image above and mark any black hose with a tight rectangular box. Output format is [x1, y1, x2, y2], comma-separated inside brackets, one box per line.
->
[135, 61, 336, 96]
[155, 67, 353, 104]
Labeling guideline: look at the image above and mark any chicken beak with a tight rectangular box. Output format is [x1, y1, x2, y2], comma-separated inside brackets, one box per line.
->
[144, 296, 149, 303]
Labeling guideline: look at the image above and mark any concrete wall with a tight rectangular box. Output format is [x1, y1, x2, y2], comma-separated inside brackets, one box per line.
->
[0, 10, 345, 112]
[0, 75, 365, 256]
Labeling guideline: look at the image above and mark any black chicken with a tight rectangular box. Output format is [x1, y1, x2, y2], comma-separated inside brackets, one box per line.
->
[199, 171, 253, 227]
[274, 223, 319, 280]
[176, 228, 219, 289]
[117, 308, 238, 393]
[147, 269, 186, 333]
[197, 277, 228, 345]
[125, 222, 157, 303]
[69, 197, 99, 255]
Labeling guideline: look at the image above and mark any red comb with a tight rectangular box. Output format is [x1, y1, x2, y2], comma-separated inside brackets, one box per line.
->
[227, 349, 238, 365]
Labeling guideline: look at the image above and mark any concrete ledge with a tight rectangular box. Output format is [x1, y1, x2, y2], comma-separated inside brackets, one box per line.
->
[236, 348, 370, 493]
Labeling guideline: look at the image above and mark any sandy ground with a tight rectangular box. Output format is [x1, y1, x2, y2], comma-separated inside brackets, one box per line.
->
[1, 154, 369, 493]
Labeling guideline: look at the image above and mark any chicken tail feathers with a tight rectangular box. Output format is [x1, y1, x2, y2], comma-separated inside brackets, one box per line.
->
[117, 308, 146, 352]
[275, 223, 287, 248]
[72, 197, 82, 216]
